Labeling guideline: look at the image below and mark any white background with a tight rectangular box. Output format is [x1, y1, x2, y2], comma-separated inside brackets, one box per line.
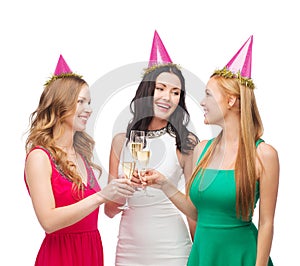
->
[1, 0, 298, 265]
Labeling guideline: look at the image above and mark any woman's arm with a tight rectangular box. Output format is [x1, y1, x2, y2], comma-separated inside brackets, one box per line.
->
[181, 140, 208, 239]
[143, 140, 208, 226]
[104, 133, 127, 218]
[143, 169, 198, 221]
[255, 143, 279, 266]
[181, 152, 197, 240]
[25, 149, 134, 234]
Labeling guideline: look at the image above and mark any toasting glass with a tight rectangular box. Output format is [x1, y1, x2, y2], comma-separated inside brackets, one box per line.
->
[118, 141, 136, 210]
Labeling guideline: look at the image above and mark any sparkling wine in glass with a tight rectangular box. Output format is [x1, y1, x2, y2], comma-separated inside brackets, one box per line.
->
[118, 142, 135, 210]
[122, 162, 136, 181]
[129, 130, 145, 160]
[137, 139, 154, 197]
[130, 142, 143, 161]
[137, 150, 150, 171]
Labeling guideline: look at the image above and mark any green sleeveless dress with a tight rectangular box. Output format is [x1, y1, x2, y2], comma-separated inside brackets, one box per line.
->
[188, 139, 273, 266]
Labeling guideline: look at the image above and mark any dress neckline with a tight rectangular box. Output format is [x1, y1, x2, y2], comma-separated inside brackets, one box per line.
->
[146, 123, 176, 139]
[205, 168, 234, 172]
[35, 146, 95, 190]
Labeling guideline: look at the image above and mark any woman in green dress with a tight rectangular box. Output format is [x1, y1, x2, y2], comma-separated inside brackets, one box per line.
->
[142, 36, 279, 265]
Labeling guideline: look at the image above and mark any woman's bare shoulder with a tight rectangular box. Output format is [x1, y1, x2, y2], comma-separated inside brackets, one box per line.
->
[111, 132, 126, 145]
[257, 142, 279, 163]
[192, 140, 210, 165]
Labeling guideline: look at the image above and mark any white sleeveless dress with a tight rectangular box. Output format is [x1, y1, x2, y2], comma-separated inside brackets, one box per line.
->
[115, 128, 192, 266]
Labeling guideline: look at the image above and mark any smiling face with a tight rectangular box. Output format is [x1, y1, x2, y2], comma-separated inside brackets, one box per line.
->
[200, 77, 228, 126]
[64, 84, 92, 132]
[153, 72, 181, 121]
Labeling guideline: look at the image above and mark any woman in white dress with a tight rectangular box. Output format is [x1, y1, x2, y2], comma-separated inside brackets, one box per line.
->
[104, 31, 199, 266]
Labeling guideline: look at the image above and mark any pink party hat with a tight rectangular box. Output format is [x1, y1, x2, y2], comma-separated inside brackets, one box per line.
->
[54, 54, 72, 75]
[44, 54, 82, 86]
[213, 35, 254, 89]
[226, 35, 253, 78]
[148, 30, 172, 67]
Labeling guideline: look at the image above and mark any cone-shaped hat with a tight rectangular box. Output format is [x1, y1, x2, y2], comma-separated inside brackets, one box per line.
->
[213, 35, 254, 89]
[44, 55, 82, 86]
[226, 35, 253, 78]
[148, 30, 172, 67]
[54, 54, 72, 75]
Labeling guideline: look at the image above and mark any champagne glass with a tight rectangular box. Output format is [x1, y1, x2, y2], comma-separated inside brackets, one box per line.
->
[118, 141, 136, 210]
[129, 130, 145, 161]
[137, 137, 154, 197]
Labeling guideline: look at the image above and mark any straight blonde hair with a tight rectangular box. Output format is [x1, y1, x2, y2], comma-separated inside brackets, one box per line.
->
[187, 75, 263, 220]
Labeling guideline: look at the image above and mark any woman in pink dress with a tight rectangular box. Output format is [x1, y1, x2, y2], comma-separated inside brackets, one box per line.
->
[24, 55, 135, 266]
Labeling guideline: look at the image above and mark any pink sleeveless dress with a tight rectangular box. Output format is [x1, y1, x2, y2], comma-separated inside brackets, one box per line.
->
[25, 147, 103, 266]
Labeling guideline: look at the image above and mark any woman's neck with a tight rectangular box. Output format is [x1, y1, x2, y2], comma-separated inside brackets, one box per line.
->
[54, 130, 75, 154]
[219, 114, 240, 144]
[56, 142, 75, 154]
[218, 122, 240, 153]
[148, 117, 168, 130]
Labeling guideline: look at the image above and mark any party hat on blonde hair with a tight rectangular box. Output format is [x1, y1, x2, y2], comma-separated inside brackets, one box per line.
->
[213, 35, 254, 89]
[44, 54, 82, 86]
[144, 30, 178, 75]
[54, 54, 72, 75]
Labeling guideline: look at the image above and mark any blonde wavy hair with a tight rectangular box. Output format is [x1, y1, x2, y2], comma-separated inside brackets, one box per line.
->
[187, 75, 264, 220]
[25, 76, 102, 199]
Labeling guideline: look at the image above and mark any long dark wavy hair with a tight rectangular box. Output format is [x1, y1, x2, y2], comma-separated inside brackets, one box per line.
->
[126, 64, 199, 154]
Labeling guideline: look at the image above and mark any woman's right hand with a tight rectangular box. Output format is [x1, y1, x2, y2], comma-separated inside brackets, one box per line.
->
[141, 170, 179, 198]
[140, 169, 168, 189]
[130, 169, 143, 187]
[98, 178, 135, 204]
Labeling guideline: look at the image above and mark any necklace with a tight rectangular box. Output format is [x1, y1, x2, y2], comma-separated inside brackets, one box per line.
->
[146, 123, 176, 138]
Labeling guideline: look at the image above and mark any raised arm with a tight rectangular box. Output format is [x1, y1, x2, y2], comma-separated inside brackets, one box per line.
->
[178, 149, 195, 240]
[180, 150, 197, 240]
[104, 133, 126, 218]
[25, 149, 134, 234]
[144, 140, 208, 222]
[182, 140, 208, 240]
[255, 142, 279, 266]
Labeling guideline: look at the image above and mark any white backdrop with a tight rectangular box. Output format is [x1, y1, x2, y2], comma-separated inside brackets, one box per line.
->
[1, 1, 298, 265]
